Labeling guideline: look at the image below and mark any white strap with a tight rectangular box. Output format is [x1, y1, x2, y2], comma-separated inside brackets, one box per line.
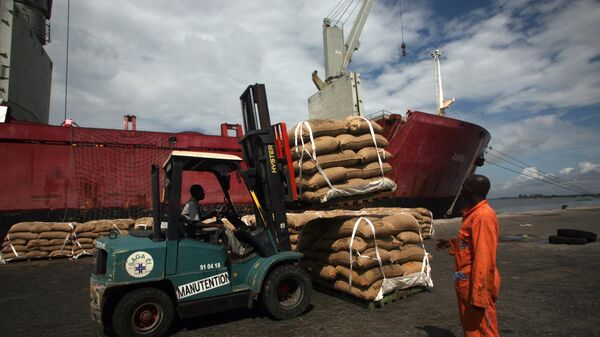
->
[112, 223, 123, 235]
[357, 116, 385, 179]
[348, 217, 385, 289]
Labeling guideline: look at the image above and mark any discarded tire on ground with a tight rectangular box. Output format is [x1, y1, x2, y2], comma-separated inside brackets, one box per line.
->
[557, 229, 597, 243]
[548, 235, 588, 245]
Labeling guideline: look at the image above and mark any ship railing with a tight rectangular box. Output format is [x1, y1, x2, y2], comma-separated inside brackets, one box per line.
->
[366, 110, 393, 121]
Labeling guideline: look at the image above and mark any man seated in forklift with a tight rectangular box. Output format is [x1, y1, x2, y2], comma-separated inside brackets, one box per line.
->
[180, 184, 247, 256]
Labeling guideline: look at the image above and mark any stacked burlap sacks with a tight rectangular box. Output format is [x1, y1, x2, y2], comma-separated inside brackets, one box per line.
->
[290, 117, 396, 203]
[1, 222, 77, 260]
[1, 218, 140, 262]
[73, 219, 135, 256]
[298, 212, 432, 301]
[241, 212, 321, 252]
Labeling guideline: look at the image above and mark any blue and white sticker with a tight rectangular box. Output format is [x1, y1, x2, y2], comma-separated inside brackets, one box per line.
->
[125, 251, 154, 278]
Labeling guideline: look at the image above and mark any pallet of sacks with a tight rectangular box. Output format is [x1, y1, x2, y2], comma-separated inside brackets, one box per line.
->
[297, 210, 433, 302]
[290, 117, 396, 204]
[0, 218, 136, 262]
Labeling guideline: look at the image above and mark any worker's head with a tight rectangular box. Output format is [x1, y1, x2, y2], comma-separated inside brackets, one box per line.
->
[459, 174, 490, 211]
[190, 184, 205, 200]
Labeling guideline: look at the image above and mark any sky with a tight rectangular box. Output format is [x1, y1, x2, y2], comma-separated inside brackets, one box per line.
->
[43, 0, 600, 198]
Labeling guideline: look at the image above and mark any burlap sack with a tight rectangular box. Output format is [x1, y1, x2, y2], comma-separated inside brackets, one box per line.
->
[389, 245, 425, 264]
[1, 245, 27, 253]
[328, 248, 391, 269]
[402, 261, 424, 275]
[330, 236, 369, 252]
[75, 222, 96, 234]
[26, 239, 51, 249]
[327, 217, 398, 239]
[5, 232, 38, 241]
[93, 221, 114, 233]
[49, 250, 71, 257]
[291, 136, 340, 160]
[38, 231, 71, 240]
[337, 134, 389, 151]
[333, 278, 383, 301]
[74, 243, 94, 250]
[30, 223, 52, 233]
[397, 231, 422, 244]
[418, 216, 433, 224]
[367, 235, 402, 251]
[1, 252, 19, 259]
[8, 222, 38, 233]
[335, 265, 383, 287]
[294, 150, 360, 175]
[2, 239, 26, 247]
[76, 238, 95, 244]
[360, 162, 392, 179]
[345, 116, 384, 135]
[39, 244, 73, 252]
[356, 147, 393, 164]
[346, 166, 363, 179]
[313, 264, 337, 281]
[290, 119, 348, 141]
[112, 219, 135, 230]
[296, 167, 348, 190]
[76, 232, 99, 239]
[300, 178, 369, 202]
[24, 251, 48, 258]
[50, 222, 76, 232]
[381, 214, 419, 232]
[287, 212, 321, 229]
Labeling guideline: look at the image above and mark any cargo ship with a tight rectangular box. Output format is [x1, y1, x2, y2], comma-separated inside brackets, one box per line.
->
[0, 0, 489, 237]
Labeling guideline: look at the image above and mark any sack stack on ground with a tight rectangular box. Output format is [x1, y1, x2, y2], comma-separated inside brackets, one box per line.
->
[1, 218, 140, 262]
[296, 209, 433, 301]
[290, 117, 396, 203]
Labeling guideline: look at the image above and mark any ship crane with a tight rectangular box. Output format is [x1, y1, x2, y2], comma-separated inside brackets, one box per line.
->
[431, 49, 455, 116]
[309, 0, 374, 120]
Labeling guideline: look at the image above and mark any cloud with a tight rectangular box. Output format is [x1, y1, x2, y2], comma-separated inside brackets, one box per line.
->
[579, 162, 600, 174]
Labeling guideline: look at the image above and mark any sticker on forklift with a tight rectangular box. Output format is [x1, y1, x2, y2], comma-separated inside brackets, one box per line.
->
[125, 251, 154, 278]
[176, 272, 230, 300]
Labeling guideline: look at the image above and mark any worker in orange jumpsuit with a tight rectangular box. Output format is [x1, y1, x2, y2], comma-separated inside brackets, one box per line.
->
[438, 174, 501, 337]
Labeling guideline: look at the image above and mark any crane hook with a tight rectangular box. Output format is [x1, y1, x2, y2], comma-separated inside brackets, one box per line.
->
[401, 42, 407, 57]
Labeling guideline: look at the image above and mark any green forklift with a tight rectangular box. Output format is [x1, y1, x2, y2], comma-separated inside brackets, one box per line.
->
[90, 84, 311, 337]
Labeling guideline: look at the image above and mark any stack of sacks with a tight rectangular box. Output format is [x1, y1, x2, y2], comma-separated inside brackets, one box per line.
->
[1, 222, 77, 260]
[298, 212, 432, 301]
[73, 219, 134, 256]
[290, 117, 396, 203]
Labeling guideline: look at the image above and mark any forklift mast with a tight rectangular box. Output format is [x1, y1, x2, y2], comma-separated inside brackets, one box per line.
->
[238, 84, 297, 252]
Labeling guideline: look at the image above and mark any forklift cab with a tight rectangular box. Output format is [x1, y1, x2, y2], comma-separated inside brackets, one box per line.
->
[160, 151, 276, 262]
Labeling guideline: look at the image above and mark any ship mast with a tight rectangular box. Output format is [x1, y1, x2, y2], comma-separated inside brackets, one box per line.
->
[431, 49, 454, 116]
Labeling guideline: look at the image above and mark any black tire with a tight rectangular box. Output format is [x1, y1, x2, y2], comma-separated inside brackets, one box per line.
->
[261, 264, 312, 320]
[549, 235, 588, 245]
[557, 229, 597, 243]
[112, 287, 175, 337]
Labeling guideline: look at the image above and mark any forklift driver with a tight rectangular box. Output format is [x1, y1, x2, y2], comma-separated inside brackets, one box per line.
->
[181, 184, 246, 256]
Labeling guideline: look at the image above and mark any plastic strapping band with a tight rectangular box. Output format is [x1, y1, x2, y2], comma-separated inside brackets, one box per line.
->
[357, 116, 385, 181]
[403, 211, 433, 287]
[348, 217, 385, 289]
[6, 233, 19, 257]
[295, 121, 342, 195]
[111, 223, 123, 235]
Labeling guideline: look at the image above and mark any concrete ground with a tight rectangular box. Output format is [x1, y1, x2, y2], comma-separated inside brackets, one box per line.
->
[0, 207, 599, 337]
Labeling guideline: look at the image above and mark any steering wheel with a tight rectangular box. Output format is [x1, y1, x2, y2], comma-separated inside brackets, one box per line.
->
[215, 204, 230, 223]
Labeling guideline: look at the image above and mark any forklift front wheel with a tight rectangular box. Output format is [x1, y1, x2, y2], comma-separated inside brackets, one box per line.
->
[261, 264, 312, 320]
[112, 287, 175, 337]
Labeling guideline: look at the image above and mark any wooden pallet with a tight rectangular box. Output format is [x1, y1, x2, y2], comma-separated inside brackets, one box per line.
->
[314, 283, 428, 310]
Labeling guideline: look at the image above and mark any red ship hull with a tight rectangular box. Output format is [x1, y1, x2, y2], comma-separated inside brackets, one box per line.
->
[373, 111, 490, 216]
[0, 112, 489, 237]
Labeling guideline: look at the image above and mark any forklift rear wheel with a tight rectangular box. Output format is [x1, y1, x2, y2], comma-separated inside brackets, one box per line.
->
[112, 287, 175, 337]
[261, 264, 312, 320]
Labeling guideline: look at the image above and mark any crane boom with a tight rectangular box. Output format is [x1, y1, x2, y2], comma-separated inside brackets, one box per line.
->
[340, 0, 374, 74]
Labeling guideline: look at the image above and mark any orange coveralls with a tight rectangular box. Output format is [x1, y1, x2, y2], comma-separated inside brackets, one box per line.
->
[450, 200, 501, 337]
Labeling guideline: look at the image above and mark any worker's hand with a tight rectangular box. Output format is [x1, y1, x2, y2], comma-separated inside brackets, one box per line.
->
[435, 239, 450, 250]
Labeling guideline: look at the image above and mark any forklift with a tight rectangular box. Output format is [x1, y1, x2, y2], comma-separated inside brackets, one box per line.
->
[90, 84, 311, 337]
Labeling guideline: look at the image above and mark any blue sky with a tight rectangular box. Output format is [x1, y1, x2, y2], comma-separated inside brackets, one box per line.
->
[44, 0, 600, 198]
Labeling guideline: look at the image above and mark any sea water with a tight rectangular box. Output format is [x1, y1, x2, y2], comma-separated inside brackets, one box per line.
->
[489, 197, 600, 214]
